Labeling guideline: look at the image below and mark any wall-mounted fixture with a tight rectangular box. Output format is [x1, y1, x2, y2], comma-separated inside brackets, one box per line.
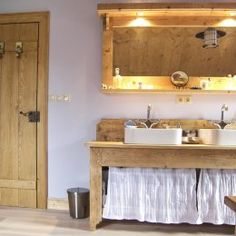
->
[195, 28, 226, 48]
[49, 94, 71, 102]
[98, 2, 236, 94]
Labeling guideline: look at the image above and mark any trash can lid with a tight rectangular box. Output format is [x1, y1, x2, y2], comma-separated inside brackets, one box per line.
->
[67, 187, 89, 193]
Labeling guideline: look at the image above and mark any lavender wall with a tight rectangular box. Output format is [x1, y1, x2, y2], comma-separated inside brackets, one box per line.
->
[0, 0, 235, 198]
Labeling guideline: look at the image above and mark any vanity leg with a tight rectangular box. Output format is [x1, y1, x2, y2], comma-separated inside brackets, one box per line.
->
[90, 222, 97, 231]
[90, 148, 103, 230]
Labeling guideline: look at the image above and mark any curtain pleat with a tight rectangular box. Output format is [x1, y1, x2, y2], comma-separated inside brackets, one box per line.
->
[197, 169, 236, 225]
[103, 168, 198, 223]
[103, 168, 236, 225]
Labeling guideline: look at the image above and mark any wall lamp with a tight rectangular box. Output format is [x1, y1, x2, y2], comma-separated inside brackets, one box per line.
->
[195, 28, 226, 48]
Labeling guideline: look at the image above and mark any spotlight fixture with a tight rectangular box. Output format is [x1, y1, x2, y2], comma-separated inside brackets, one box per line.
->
[195, 28, 226, 48]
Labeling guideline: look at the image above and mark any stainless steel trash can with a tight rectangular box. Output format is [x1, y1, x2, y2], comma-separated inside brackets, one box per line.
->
[67, 188, 89, 219]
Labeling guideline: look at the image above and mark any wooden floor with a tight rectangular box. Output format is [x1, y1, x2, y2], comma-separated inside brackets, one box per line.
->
[0, 206, 234, 236]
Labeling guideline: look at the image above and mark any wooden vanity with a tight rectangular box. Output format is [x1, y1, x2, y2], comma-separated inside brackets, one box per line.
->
[93, 2, 236, 231]
[88, 119, 236, 230]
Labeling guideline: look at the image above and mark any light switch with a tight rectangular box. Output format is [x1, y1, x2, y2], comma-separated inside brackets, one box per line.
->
[49, 94, 71, 102]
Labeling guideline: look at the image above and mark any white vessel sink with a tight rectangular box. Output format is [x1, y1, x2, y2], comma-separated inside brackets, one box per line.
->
[198, 129, 236, 145]
[124, 127, 182, 145]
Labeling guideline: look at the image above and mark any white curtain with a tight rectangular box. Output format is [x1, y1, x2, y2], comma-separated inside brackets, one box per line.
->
[103, 168, 236, 225]
[103, 168, 199, 223]
[197, 169, 236, 225]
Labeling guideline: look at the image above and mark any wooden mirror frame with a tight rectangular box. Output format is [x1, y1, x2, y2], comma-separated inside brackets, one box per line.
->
[98, 3, 236, 94]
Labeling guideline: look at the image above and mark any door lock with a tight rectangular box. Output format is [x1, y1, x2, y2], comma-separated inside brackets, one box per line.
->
[19, 111, 40, 122]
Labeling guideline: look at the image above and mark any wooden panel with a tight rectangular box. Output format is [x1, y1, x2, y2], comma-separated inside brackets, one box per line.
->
[98, 147, 236, 169]
[1, 24, 19, 41]
[88, 141, 236, 150]
[0, 180, 35, 189]
[97, 119, 125, 141]
[47, 198, 69, 210]
[98, 3, 236, 17]
[102, 29, 113, 86]
[105, 76, 235, 91]
[19, 190, 36, 208]
[96, 119, 218, 141]
[90, 149, 102, 230]
[224, 196, 236, 212]
[98, 3, 236, 11]
[18, 36, 38, 181]
[0, 50, 19, 181]
[112, 16, 236, 28]
[102, 88, 236, 94]
[19, 23, 38, 41]
[0, 189, 18, 206]
[0, 24, 19, 189]
[36, 13, 49, 209]
[18, 23, 38, 208]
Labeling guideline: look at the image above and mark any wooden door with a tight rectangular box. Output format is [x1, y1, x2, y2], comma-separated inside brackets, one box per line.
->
[0, 23, 39, 208]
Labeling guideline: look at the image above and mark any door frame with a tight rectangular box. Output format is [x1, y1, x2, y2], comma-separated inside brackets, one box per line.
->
[0, 12, 49, 208]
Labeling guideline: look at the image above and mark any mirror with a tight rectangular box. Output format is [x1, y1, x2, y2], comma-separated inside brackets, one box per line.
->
[113, 27, 236, 77]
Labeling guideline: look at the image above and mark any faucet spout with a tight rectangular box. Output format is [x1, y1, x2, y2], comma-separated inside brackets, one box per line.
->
[147, 104, 151, 120]
[143, 104, 152, 128]
[139, 104, 159, 128]
[219, 104, 228, 129]
[221, 104, 228, 122]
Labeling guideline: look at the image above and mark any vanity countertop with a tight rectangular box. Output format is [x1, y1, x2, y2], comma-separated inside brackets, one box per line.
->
[87, 141, 236, 149]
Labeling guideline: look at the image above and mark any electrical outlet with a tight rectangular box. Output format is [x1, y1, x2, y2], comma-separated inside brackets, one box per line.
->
[185, 95, 192, 104]
[176, 95, 192, 104]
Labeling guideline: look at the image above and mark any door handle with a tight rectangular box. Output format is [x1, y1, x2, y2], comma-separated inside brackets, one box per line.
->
[19, 111, 29, 117]
[19, 111, 40, 122]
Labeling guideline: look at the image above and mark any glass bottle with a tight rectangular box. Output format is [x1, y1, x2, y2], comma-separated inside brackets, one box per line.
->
[113, 68, 123, 89]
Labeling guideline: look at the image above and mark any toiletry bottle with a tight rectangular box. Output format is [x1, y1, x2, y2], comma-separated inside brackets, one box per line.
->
[207, 77, 211, 90]
[200, 79, 209, 90]
[113, 68, 123, 89]
[138, 82, 143, 89]
[227, 74, 233, 90]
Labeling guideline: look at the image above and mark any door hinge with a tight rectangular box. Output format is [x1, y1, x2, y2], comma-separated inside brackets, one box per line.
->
[0, 41, 5, 58]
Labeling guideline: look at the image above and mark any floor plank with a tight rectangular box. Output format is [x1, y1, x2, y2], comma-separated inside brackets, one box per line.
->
[0, 206, 234, 236]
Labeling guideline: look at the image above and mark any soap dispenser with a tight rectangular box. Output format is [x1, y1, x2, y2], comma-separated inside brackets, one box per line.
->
[113, 68, 123, 89]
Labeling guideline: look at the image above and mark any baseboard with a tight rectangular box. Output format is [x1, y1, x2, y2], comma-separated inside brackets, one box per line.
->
[47, 198, 69, 211]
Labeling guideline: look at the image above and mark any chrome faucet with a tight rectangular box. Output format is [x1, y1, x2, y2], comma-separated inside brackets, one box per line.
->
[147, 104, 151, 119]
[124, 104, 159, 129]
[218, 104, 228, 129]
[140, 104, 159, 128]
